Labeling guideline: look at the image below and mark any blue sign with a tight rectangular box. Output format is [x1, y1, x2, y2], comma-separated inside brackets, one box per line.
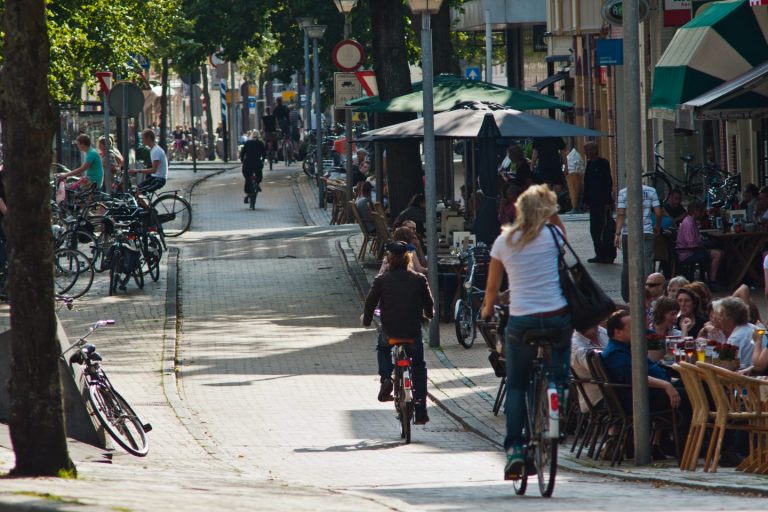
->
[465, 67, 481, 81]
[137, 55, 150, 70]
[596, 39, 623, 66]
[248, 96, 256, 108]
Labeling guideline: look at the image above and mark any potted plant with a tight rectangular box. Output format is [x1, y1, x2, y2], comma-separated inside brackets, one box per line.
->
[646, 333, 666, 362]
[713, 343, 740, 371]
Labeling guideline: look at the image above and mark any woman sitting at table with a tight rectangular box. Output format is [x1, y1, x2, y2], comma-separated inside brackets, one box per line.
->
[666, 275, 689, 300]
[651, 297, 682, 337]
[698, 303, 727, 343]
[712, 297, 755, 370]
[675, 200, 723, 290]
[684, 281, 712, 318]
[675, 288, 707, 339]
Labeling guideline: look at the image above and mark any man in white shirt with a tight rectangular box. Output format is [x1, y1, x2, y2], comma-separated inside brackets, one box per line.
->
[131, 129, 168, 194]
[571, 325, 609, 412]
[614, 184, 662, 303]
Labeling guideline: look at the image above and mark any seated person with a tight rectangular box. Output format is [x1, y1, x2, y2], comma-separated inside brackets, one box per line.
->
[355, 181, 376, 233]
[741, 183, 759, 221]
[712, 297, 754, 370]
[661, 188, 686, 228]
[59, 134, 104, 193]
[675, 288, 707, 339]
[651, 297, 682, 337]
[378, 227, 427, 275]
[601, 310, 683, 415]
[698, 302, 727, 343]
[571, 323, 609, 413]
[675, 200, 723, 289]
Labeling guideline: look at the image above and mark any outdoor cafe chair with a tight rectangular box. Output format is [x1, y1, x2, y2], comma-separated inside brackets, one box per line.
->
[570, 361, 607, 459]
[696, 362, 768, 473]
[674, 362, 715, 471]
[349, 200, 378, 261]
[371, 212, 391, 261]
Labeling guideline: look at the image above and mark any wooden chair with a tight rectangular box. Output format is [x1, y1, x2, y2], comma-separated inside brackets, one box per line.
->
[371, 212, 391, 261]
[570, 360, 607, 459]
[675, 362, 715, 471]
[349, 200, 376, 261]
[696, 362, 768, 473]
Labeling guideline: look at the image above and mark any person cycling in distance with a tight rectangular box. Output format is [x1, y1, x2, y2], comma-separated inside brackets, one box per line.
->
[239, 132, 266, 202]
[361, 241, 434, 425]
[481, 184, 572, 481]
[130, 129, 168, 194]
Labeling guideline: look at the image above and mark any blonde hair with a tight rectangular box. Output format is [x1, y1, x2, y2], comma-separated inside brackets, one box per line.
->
[504, 184, 558, 248]
[387, 251, 412, 271]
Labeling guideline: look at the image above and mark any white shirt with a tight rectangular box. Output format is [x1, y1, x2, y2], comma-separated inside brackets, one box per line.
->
[571, 327, 609, 412]
[150, 144, 168, 179]
[617, 185, 660, 235]
[490, 225, 567, 316]
[727, 323, 755, 369]
[566, 148, 585, 174]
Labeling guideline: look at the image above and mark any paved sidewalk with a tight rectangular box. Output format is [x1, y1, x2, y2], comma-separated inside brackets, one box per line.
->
[295, 174, 768, 497]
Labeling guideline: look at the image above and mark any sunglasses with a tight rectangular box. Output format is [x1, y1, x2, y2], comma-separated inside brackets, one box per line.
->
[645, 282, 663, 287]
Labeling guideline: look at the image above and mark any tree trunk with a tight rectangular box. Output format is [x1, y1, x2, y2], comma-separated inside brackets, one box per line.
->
[160, 57, 170, 152]
[0, 0, 75, 477]
[200, 65, 215, 160]
[369, 0, 423, 218]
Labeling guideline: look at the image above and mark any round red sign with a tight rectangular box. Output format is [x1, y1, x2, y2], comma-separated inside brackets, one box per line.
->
[332, 39, 365, 72]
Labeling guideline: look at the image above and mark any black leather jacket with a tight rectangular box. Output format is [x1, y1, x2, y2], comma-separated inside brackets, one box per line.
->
[363, 268, 434, 339]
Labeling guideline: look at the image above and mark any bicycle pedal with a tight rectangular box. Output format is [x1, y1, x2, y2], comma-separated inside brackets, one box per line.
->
[143, 423, 153, 433]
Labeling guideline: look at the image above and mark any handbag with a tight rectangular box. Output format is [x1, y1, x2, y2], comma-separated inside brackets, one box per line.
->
[547, 225, 615, 331]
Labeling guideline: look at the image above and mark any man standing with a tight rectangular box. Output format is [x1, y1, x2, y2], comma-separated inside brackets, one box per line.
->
[615, 179, 662, 303]
[531, 137, 566, 194]
[130, 129, 168, 194]
[582, 142, 614, 263]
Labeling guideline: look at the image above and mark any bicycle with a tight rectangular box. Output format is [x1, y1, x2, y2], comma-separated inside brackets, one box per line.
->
[454, 244, 490, 349]
[390, 338, 415, 444]
[280, 133, 294, 166]
[142, 188, 192, 238]
[53, 247, 94, 299]
[246, 170, 262, 210]
[642, 140, 727, 203]
[511, 328, 569, 498]
[104, 214, 145, 295]
[62, 320, 152, 456]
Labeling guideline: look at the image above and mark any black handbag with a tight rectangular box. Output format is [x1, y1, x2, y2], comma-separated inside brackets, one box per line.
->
[547, 225, 615, 331]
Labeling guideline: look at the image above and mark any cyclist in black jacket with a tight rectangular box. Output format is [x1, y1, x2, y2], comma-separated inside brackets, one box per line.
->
[362, 241, 434, 424]
[239, 133, 266, 203]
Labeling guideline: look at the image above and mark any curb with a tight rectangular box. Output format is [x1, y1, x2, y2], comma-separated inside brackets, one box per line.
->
[290, 174, 313, 227]
[332, 233, 768, 497]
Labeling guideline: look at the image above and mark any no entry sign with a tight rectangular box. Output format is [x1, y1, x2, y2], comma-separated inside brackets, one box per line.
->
[332, 39, 365, 72]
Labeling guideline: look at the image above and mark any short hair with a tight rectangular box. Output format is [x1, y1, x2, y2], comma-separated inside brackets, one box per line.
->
[667, 275, 690, 292]
[76, 134, 91, 147]
[141, 129, 155, 142]
[712, 297, 749, 326]
[653, 296, 679, 325]
[606, 310, 630, 339]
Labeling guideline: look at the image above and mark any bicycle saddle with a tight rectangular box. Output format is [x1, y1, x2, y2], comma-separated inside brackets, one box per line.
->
[522, 329, 567, 347]
[681, 154, 694, 163]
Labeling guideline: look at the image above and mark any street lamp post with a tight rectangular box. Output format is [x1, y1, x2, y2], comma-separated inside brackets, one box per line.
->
[297, 17, 313, 147]
[305, 24, 327, 208]
[332, 0, 358, 223]
[408, 0, 443, 348]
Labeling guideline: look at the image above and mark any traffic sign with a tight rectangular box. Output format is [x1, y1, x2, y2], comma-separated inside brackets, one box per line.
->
[334, 72, 362, 108]
[332, 39, 365, 72]
[248, 96, 256, 108]
[95, 71, 112, 94]
[108, 81, 144, 117]
[137, 55, 150, 70]
[465, 67, 481, 81]
[209, 53, 226, 67]
[181, 70, 201, 86]
[355, 71, 378, 97]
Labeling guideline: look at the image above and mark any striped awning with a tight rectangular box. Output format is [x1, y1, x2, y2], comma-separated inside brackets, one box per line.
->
[649, 0, 768, 119]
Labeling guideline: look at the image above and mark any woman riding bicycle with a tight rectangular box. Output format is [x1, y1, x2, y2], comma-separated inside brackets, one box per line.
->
[362, 241, 434, 425]
[481, 184, 572, 481]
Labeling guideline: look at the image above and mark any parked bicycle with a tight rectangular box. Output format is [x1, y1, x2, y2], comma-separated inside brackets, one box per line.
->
[642, 140, 727, 203]
[511, 328, 569, 498]
[454, 244, 490, 349]
[62, 320, 152, 456]
[53, 247, 94, 299]
[103, 213, 145, 295]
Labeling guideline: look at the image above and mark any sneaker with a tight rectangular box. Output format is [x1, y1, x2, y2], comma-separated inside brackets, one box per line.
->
[504, 449, 525, 481]
[415, 409, 429, 425]
[378, 379, 394, 402]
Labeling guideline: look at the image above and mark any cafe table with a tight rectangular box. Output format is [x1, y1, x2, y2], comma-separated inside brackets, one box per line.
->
[702, 230, 768, 292]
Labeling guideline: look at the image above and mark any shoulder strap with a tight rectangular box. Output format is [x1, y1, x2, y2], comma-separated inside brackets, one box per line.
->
[546, 224, 582, 264]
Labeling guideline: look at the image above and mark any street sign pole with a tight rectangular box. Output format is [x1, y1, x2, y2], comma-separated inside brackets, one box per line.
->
[220, 79, 228, 162]
[344, 18, 354, 223]
[624, 0, 651, 466]
[190, 79, 198, 173]
[230, 63, 238, 161]
[96, 72, 112, 193]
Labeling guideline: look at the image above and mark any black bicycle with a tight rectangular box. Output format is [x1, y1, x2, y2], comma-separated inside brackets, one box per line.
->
[642, 140, 727, 203]
[62, 320, 152, 456]
[513, 328, 568, 498]
[454, 244, 490, 349]
[391, 340, 414, 444]
[246, 170, 262, 210]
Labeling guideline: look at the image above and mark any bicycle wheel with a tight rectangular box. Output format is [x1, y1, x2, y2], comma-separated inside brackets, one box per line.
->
[534, 377, 558, 497]
[108, 248, 123, 296]
[401, 401, 412, 445]
[249, 189, 258, 210]
[512, 470, 528, 495]
[93, 230, 115, 273]
[87, 381, 149, 456]
[642, 172, 671, 204]
[53, 248, 94, 298]
[57, 229, 96, 257]
[151, 194, 192, 237]
[133, 266, 144, 290]
[454, 300, 475, 349]
[303, 155, 314, 177]
[143, 235, 162, 282]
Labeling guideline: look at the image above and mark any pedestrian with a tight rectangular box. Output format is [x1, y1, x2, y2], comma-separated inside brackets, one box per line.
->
[288, 107, 302, 143]
[480, 184, 570, 481]
[614, 180, 662, 303]
[582, 142, 614, 263]
[130, 129, 168, 194]
[272, 97, 290, 135]
[238, 132, 266, 202]
[355, 181, 376, 233]
[564, 139, 585, 214]
[361, 241, 434, 425]
[530, 137, 566, 195]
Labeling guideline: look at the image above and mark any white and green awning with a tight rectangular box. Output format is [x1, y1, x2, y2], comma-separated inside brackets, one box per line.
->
[649, 0, 768, 118]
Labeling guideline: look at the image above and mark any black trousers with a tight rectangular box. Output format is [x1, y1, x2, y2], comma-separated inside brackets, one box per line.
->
[589, 208, 609, 259]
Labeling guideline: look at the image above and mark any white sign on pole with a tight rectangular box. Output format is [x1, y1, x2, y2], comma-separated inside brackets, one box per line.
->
[334, 72, 362, 109]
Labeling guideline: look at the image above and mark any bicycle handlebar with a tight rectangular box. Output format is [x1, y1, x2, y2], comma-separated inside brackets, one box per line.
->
[60, 320, 116, 357]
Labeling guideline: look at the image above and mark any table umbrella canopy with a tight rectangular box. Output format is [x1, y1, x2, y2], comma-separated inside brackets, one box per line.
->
[356, 102, 605, 142]
[347, 74, 573, 113]
[649, 0, 768, 118]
